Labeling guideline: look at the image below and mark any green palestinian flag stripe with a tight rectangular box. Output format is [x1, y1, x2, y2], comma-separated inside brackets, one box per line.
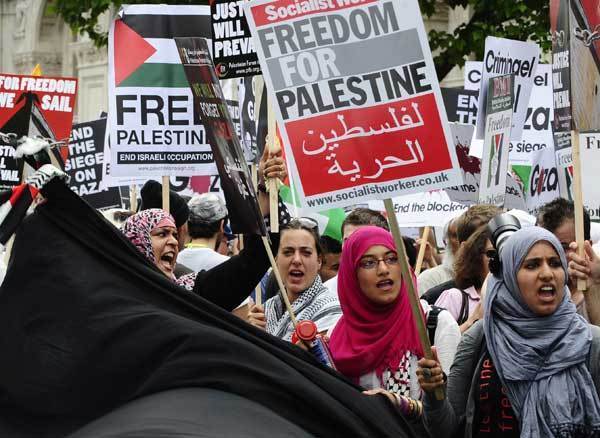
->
[119, 63, 188, 88]
[280, 185, 344, 242]
[512, 164, 532, 195]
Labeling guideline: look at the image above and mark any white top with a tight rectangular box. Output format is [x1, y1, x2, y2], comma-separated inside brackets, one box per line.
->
[177, 247, 229, 273]
[324, 275, 338, 295]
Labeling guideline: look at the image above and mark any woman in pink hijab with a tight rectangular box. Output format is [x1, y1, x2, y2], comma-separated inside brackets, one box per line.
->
[329, 226, 459, 426]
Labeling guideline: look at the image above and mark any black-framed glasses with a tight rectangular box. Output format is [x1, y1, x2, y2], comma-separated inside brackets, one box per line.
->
[358, 254, 400, 270]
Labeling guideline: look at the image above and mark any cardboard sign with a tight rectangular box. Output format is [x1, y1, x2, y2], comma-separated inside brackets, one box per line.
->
[441, 87, 478, 125]
[462, 63, 553, 165]
[475, 37, 539, 142]
[0, 73, 78, 189]
[175, 37, 266, 235]
[108, 5, 216, 177]
[464, 61, 482, 91]
[511, 146, 560, 215]
[368, 191, 466, 228]
[479, 74, 514, 206]
[245, 0, 462, 210]
[446, 122, 526, 210]
[211, 0, 261, 79]
[580, 131, 600, 221]
[66, 118, 122, 209]
[555, 146, 574, 200]
[238, 76, 259, 162]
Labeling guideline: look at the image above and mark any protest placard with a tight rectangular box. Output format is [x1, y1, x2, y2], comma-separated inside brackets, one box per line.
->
[368, 191, 466, 228]
[441, 87, 478, 125]
[579, 131, 600, 221]
[175, 37, 265, 235]
[446, 122, 526, 210]
[478, 74, 514, 206]
[511, 146, 560, 215]
[108, 5, 217, 177]
[211, 0, 261, 79]
[244, 0, 462, 211]
[475, 37, 539, 142]
[462, 63, 553, 166]
[464, 61, 482, 91]
[66, 118, 122, 209]
[551, 0, 573, 153]
[0, 73, 78, 189]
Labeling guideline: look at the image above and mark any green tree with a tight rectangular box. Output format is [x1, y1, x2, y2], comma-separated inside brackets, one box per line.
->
[52, 0, 550, 81]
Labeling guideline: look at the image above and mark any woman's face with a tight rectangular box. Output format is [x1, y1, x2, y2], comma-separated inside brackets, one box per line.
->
[356, 245, 402, 306]
[150, 226, 179, 277]
[516, 241, 565, 316]
[481, 239, 495, 280]
[277, 229, 321, 297]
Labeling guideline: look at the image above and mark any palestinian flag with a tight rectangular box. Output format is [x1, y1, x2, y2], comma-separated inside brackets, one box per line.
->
[108, 5, 216, 177]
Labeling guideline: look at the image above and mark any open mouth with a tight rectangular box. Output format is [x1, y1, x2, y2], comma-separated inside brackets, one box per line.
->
[376, 279, 394, 290]
[288, 270, 304, 281]
[160, 252, 175, 271]
[538, 284, 556, 301]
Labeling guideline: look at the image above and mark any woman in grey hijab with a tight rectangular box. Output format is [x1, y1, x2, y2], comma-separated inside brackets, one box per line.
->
[416, 226, 600, 437]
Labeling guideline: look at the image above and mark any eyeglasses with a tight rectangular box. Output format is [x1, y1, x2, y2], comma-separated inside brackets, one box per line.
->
[358, 254, 399, 270]
[287, 217, 319, 230]
[483, 249, 497, 259]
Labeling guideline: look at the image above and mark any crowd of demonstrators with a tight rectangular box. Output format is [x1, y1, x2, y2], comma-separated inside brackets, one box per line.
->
[247, 218, 342, 340]
[418, 226, 600, 437]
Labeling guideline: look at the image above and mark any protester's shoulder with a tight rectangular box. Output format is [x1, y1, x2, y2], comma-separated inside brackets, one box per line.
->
[324, 275, 337, 292]
[589, 324, 600, 351]
[314, 287, 341, 306]
[434, 287, 463, 304]
[462, 320, 485, 348]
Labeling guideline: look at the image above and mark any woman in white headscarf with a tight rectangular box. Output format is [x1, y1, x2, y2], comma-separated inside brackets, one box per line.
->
[417, 226, 600, 437]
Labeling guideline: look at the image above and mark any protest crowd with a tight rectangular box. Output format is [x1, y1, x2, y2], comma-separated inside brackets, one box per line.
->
[1, 0, 600, 437]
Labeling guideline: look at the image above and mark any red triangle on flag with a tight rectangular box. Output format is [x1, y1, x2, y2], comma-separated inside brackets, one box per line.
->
[114, 20, 157, 86]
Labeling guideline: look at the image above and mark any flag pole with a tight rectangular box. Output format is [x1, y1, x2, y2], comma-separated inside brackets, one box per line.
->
[162, 176, 170, 214]
[414, 226, 431, 276]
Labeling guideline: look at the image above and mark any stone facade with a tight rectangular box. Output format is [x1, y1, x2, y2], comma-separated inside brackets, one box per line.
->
[0, 0, 466, 122]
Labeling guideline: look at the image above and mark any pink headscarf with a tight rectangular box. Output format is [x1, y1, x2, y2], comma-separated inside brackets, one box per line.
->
[328, 226, 423, 379]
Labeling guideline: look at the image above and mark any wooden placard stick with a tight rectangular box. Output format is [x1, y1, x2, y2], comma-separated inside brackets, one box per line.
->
[261, 236, 297, 328]
[571, 130, 587, 291]
[414, 226, 430, 276]
[255, 282, 262, 307]
[251, 163, 258, 192]
[130, 185, 137, 212]
[162, 176, 170, 213]
[384, 199, 444, 400]
[267, 101, 279, 232]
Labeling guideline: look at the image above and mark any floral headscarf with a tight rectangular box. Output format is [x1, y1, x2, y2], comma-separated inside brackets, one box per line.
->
[121, 209, 176, 265]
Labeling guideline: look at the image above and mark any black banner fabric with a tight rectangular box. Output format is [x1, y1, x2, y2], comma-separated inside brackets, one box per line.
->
[175, 37, 266, 235]
[0, 180, 415, 438]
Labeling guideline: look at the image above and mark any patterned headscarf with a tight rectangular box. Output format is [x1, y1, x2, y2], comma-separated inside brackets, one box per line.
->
[121, 209, 176, 265]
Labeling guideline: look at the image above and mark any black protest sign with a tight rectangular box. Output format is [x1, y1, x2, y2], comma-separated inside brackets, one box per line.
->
[66, 118, 122, 209]
[441, 88, 479, 125]
[551, 0, 572, 151]
[211, 0, 261, 79]
[175, 37, 266, 235]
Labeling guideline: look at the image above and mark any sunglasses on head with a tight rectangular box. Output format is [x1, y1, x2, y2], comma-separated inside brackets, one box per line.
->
[287, 217, 319, 230]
